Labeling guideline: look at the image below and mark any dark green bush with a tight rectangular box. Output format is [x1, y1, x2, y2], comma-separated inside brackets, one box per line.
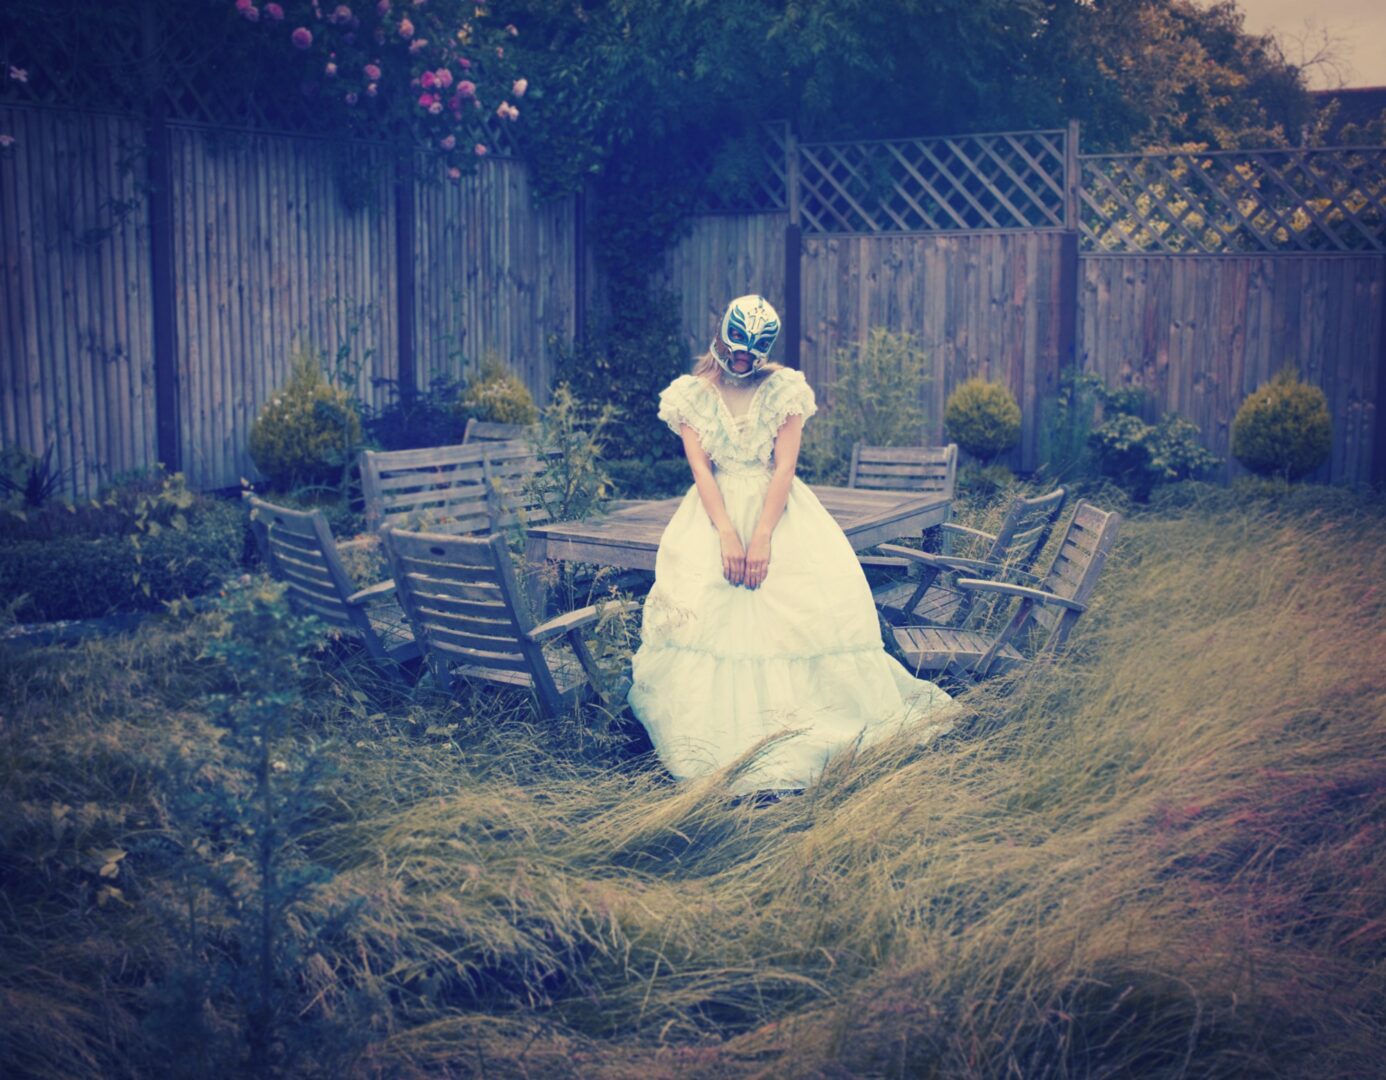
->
[1231, 369, 1332, 481]
[604, 457, 693, 499]
[249, 355, 363, 490]
[1089, 410, 1220, 501]
[359, 375, 469, 451]
[0, 500, 244, 621]
[944, 378, 1021, 460]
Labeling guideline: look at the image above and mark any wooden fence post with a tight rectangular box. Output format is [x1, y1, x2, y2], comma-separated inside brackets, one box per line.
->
[574, 184, 587, 349]
[1064, 118, 1080, 231]
[783, 128, 801, 369]
[394, 156, 417, 402]
[1059, 119, 1082, 382]
[141, 0, 180, 473]
[1375, 254, 1386, 485]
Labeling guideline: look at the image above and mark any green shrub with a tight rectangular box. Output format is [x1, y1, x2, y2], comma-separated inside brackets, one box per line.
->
[249, 355, 363, 490]
[1089, 410, 1220, 501]
[1231, 369, 1332, 481]
[605, 457, 692, 499]
[459, 356, 539, 426]
[0, 500, 245, 621]
[523, 383, 617, 525]
[359, 375, 469, 451]
[944, 378, 1022, 460]
[799, 327, 931, 484]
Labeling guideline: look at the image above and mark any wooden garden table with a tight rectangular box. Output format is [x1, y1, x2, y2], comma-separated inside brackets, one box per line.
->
[522, 485, 951, 612]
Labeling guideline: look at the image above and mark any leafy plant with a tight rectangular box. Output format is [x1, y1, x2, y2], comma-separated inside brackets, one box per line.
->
[460, 356, 539, 426]
[249, 353, 363, 491]
[1231, 368, 1333, 481]
[359, 374, 468, 451]
[0, 443, 68, 508]
[799, 327, 931, 484]
[522, 383, 616, 526]
[945, 377, 1022, 460]
[1089, 409, 1220, 500]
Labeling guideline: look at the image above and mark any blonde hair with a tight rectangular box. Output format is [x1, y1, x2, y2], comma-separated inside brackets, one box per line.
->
[691, 346, 785, 382]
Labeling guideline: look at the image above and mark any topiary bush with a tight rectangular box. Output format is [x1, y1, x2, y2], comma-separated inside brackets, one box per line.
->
[945, 377, 1022, 460]
[249, 354, 362, 490]
[1231, 369, 1332, 481]
[459, 356, 539, 426]
[1089, 409, 1220, 501]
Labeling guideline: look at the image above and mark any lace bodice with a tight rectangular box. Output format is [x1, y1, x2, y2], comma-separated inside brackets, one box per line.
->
[657, 368, 817, 471]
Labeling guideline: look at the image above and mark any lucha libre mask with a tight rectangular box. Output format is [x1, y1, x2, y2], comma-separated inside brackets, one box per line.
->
[712, 295, 780, 380]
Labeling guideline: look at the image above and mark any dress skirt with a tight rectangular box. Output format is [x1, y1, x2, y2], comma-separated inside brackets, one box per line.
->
[627, 466, 956, 792]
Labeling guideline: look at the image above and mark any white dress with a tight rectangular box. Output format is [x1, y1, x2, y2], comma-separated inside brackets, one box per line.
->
[627, 367, 957, 792]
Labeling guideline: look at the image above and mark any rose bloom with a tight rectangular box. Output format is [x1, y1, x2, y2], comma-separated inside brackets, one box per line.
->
[440, 134, 456, 149]
[511, 77, 527, 97]
[291, 27, 313, 48]
[264, 3, 284, 20]
[398, 17, 414, 37]
[456, 79, 475, 98]
[428, 100, 443, 114]
[364, 63, 381, 80]
[330, 4, 352, 23]
[434, 68, 453, 87]
[420, 71, 436, 88]
[457, 56, 471, 69]
[409, 38, 428, 53]
[474, 143, 487, 156]
[418, 92, 437, 108]
[376, 0, 389, 13]
[366, 81, 378, 95]
[325, 61, 337, 76]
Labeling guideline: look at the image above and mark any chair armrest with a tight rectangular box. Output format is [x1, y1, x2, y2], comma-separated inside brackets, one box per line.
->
[858, 555, 913, 572]
[875, 545, 1003, 576]
[336, 535, 379, 553]
[940, 523, 997, 544]
[953, 578, 1087, 612]
[527, 599, 640, 643]
[345, 579, 397, 606]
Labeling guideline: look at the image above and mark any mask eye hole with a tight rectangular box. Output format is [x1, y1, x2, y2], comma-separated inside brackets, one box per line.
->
[729, 328, 747, 344]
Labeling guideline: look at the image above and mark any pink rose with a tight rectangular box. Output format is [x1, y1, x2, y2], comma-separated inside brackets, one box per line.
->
[474, 143, 487, 156]
[398, 17, 414, 37]
[440, 134, 456, 149]
[366, 82, 378, 95]
[505, 23, 517, 36]
[434, 67, 453, 87]
[418, 92, 437, 108]
[264, 3, 284, 20]
[456, 79, 475, 98]
[324, 61, 337, 76]
[420, 71, 436, 88]
[408, 38, 427, 53]
[448, 166, 461, 181]
[457, 56, 471, 69]
[428, 100, 443, 114]
[291, 27, 313, 48]
[363, 63, 381, 80]
[511, 77, 527, 97]
[330, 4, 352, 23]
[238, 1, 261, 21]
[495, 46, 503, 58]
[376, 0, 389, 13]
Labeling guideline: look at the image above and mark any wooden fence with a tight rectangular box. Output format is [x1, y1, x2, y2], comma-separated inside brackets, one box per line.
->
[2, 99, 1383, 492]
[0, 103, 574, 495]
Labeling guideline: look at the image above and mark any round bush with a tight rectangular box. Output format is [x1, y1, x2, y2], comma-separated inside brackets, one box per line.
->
[1231, 370, 1332, 481]
[945, 378, 1022, 459]
[249, 357, 362, 489]
[460, 358, 539, 425]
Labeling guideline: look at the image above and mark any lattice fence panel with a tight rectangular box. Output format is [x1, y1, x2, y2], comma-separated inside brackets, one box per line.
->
[1080, 147, 1386, 253]
[796, 129, 1067, 234]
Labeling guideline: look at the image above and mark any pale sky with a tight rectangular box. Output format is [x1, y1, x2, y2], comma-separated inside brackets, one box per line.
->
[1234, 0, 1386, 88]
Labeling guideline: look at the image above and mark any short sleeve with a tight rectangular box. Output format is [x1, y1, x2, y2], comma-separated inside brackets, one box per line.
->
[657, 375, 697, 439]
[764, 368, 817, 434]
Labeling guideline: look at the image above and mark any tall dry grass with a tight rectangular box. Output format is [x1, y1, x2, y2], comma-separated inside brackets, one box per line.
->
[2, 484, 1383, 1077]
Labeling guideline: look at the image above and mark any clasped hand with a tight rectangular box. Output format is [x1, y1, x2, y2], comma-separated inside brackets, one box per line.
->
[720, 527, 771, 589]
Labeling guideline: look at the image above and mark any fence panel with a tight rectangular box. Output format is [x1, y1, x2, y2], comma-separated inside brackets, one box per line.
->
[0, 104, 157, 499]
[1078, 254, 1383, 483]
[167, 124, 399, 491]
[413, 159, 575, 400]
[799, 231, 1071, 470]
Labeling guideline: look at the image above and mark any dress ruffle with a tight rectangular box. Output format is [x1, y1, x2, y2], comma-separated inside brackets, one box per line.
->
[656, 369, 817, 470]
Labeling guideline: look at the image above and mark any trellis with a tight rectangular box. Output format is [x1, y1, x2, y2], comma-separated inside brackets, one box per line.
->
[1079, 147, 1386, 254]
[692, 120, 790, 214]
[793, 129, 1070, 235]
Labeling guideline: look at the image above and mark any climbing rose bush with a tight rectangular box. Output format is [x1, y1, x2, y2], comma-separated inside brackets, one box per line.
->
[227, 0, 525, 170]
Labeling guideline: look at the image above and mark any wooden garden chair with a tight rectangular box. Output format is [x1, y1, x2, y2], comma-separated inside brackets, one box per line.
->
[359, 440, 556, 536]
[462, 417, 538, 445]
[891, 501, 1121, 681]
[245, 495, 419, 677]
[381, 528, 637, 718]
[865, 486, 1067, 627]
[849, 442, 958, 547]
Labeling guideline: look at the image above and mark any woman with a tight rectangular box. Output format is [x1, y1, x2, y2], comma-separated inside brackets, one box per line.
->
[627, 295, 956, 792]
